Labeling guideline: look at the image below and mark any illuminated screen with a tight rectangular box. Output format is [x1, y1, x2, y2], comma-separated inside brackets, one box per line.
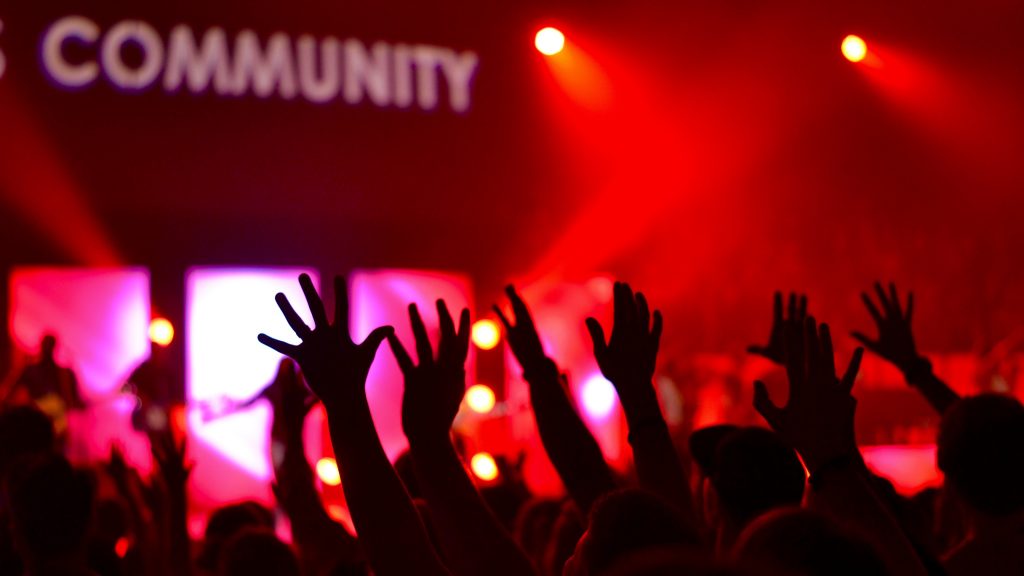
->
[350, 269, 474, 460]
[7, 267, 151, 465]
[185, 267, 318, 509]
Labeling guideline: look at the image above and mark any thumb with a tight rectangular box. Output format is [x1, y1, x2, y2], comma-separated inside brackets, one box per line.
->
[753, 380, 783, 430]
[585, 318, 608, 358]
[361, 326, 394, 355]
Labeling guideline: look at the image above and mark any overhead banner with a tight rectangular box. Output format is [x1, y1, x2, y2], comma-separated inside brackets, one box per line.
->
[0, 13, 480, 113]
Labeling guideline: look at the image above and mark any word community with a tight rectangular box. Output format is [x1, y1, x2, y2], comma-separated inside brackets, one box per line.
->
[38, 16, 480, 113]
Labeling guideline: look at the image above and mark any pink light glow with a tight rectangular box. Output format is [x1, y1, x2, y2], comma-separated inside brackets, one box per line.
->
[185, 267, 318, 509]
[8, 267, 151, 466]
[580, 375, 617, 420]
[350, 270, 474, 460]
[861, 444, 942, 495]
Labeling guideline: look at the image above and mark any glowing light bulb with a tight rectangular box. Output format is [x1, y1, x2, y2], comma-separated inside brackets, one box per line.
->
[149, 317, 175, 346]
[471, 319, 501, 350]
[535, 27, 565, 56]
[466, 384, 497, 414]
[471, 452, 499, 481]
[842, 35, 867, 63]
[316, 457, 342, 486]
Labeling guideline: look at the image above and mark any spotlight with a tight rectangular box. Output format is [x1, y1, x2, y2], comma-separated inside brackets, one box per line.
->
[535, 27, 565, 56]
[466, 384, 497, 414]
[581, 375, 617, 419]
[149, 317, 175, 347]
[470, 452, 499, 481]
[316, 457, 342, 486]
[471, 319, 501, 350]
[841, 35, 867, 63]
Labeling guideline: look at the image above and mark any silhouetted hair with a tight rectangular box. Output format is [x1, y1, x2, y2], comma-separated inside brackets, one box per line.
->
[937, 394, 1024, 516]
[198, 501, 275, 570]
[581, 489, 697, 575]
[219, 527, 300, 576]
[689, 424, 739, 477]
[734, 507, 888, 576]
[710, 427, 805, 526]
[9, 455, 93, 559]
[0, 406, 55, 476]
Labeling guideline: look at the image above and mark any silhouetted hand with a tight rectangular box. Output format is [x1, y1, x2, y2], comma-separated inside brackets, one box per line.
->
[754, 317, 864, 473]
[585, 282, 662, 417]
[390, 300, 471, 440]
[494, 286, 548, 373]
[258, 274, 392, 411]
[151, 428, 192, 489]
[748, 292, 807, 364]
[852, 282, 918, 373]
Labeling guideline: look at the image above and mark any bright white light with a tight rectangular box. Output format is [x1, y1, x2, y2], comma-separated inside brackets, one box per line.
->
[316, 457, 342, 486]
[535, 27, 565, 56]
[581, 375, 617, 420]
[466, 384, 497, 414]
[471, 319, 501, 350]
[186, 267, 318, 506]
[471, 452, 499, 481]
[842, 35, 867, 63]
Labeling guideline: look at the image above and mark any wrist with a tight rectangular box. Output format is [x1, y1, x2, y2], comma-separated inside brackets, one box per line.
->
[900, 356, 933, 385]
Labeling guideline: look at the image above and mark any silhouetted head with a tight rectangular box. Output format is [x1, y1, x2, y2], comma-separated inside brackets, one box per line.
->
[0, 406, 55, 478]
[734, 507, 887, 576]
[565, 489, 697, 576]
[514, 497, 564, 565]
[8, 455, 94, 567]
[198, 501, 275, 570]
[603, 545, 741, 576]
[689, 425, 739, 478]
[40, 334, 57, 362]
[218, 527, 300, 576]
[708, 427, 805, 530]
[938, 394, 1024, 517]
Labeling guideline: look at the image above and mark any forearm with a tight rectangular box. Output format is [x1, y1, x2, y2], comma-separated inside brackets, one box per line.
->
[409, 434, 536, 576]
[525, 361, 616, 515]
[276, 427, 360, 564]
[618, 381, 695, 532]
[807, 458, 928, 576]
[326, 397, 449, 576]
[167, 486, 192, 576]
[901, 357, 959, 415]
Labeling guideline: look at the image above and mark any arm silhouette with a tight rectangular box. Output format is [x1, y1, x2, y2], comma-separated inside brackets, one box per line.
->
[585, 282, 696, 536]
[150, 428, 192, 576]
[271, 361, 363, 574]
[391, 300, 536, 576]
[259, 274, 448, 576]
[495, 286, 616, 516]
[852, 282, 959, 414]
[754, 316, 927, 576]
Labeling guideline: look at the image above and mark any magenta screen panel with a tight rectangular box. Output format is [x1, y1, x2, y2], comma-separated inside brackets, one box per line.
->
[185, 267, 318, 509]
[350, 270, 474, 461]
[8, 267, 151, 464]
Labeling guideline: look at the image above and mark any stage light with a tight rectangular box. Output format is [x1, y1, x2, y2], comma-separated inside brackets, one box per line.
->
[466, 384, 496, 414]
[842, 35, 867, 63]
[581, 375, 617, 420]
[471, 319, 501, 350]
[316, 457, 342, 486]
[149, 317, 175, 347]
[470, 452, 499, 481]
[535, 27, 565, 56]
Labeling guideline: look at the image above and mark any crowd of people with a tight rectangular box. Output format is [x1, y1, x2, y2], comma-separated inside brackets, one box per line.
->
[0, 274, 1021, 575]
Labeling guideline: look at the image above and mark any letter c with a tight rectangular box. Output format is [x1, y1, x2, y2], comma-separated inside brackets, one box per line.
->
[41, 15, 100, 88]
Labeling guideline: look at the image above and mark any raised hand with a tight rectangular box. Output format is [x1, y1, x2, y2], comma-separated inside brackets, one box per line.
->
[389, 300, 471, 440]
[258, 274, 392, 410]
[493, 286, 547, 373]
[585, 282, 663, 418]
[151, 428, 192, 488]
[754, 317, 864, 473]
[852, 282, 918, 372]
[748, 292, 807, 364]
